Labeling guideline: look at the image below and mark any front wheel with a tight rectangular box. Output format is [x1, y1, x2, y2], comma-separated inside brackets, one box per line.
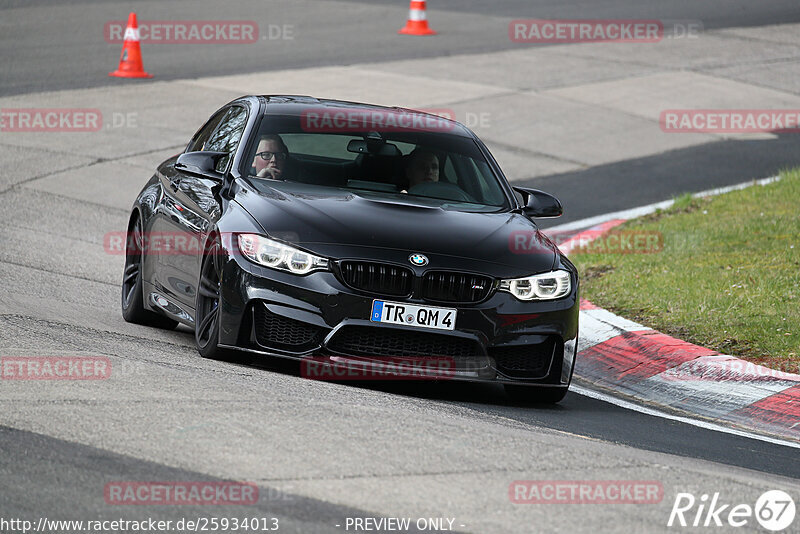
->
[504, 384, 568, 405]
[195, 236, 236, 361]
[121, 216, 178, 330]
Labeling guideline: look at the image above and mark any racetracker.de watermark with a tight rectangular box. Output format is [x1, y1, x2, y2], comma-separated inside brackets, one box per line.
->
[104, 481, 259, 505]
[0, 109, 137, 132]
[660, 358, 800, 382]
[105, 231, 207, 256]
[1, 356, 111, 380]
[420, 108, 492, 129]
[1, 108, 100, 132]
[510, 230, 664, 255]
[301, 356, 458, 381]
[300, 107, 456, 133]
[509, 19, 703, 43]
[105, 231, 296, 256]
[509, 480, 664, 504]
[660, 109, 800, 133]
[103, 20, 262, 44]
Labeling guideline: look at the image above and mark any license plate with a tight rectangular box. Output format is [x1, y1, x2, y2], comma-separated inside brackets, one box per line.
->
[370, 300, 456, 331]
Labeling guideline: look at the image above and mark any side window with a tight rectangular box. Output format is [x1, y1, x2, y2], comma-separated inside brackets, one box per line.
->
[186, 110, 227, 153]
[205, 106, 248, 172]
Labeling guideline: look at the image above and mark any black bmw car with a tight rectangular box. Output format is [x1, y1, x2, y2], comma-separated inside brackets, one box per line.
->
[121, 95, 579, 403]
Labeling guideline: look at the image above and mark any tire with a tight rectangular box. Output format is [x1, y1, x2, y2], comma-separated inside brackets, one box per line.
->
[194, 235, 237, 361]
[504, 384, 568, 405]
[121, 216, 179, 330]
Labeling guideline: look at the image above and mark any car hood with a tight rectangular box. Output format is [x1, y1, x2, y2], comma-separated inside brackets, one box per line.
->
[233, 181, 557, 275]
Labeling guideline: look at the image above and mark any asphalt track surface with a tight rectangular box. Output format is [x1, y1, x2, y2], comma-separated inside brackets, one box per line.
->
[527, 134, 800, 228]
[1, 1, 800, 532]
[2, 0, 800, 97]
[4, 0, 800, 227]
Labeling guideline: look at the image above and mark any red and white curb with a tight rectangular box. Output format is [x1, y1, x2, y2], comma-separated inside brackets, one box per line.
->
[543, 176, 800, 443]
[575, 299, 800, 443]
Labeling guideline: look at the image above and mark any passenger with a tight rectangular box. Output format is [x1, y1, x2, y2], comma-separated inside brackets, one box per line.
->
[405, 148, 440, 191]
[252, 134, 289, 180]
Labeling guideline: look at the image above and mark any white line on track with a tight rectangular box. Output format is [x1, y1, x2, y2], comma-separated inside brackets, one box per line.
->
[547, 175, 781, 233]
[572, 384, 800, 450]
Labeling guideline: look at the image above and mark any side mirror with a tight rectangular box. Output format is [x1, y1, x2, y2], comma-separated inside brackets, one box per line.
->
[513, 187, 563, 218]
[175, 151, 229, 182]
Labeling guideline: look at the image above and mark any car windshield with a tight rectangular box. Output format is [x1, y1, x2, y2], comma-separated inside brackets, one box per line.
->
[240, 111, 511, 212]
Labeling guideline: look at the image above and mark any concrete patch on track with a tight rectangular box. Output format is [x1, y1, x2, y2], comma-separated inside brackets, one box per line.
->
[545, 71, 800, 140]
[1, 23, 799, 188]
[0, 143, 96, 193]
[24, 150, 182, 211]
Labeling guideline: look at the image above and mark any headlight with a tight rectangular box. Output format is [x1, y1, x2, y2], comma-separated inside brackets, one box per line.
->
[237, 234, 328, 275]
[499, 270, 571, 301]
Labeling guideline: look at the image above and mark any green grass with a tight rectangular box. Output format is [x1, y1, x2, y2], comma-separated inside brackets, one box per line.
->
[571, 169, 800, 372]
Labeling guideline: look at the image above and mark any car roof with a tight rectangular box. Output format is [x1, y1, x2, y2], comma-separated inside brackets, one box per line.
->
[243, 95, 474, 138]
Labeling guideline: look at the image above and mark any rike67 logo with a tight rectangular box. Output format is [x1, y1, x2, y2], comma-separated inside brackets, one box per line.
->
[668, 490, 796, 531]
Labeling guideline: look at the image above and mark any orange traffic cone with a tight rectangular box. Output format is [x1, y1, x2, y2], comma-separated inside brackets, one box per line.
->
[398, 1, 436, 35]
[109, 13, 153, 78]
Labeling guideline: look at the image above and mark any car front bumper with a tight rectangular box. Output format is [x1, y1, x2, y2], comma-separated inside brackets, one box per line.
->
[217, 253, 579, 386]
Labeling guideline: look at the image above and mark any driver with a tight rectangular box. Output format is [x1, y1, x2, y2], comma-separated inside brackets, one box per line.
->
[405, 148, 440, 190]
[252, 134, 289, 180]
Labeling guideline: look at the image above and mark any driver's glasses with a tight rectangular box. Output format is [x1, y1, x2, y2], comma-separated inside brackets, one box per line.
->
[256, 151, 287, 162]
